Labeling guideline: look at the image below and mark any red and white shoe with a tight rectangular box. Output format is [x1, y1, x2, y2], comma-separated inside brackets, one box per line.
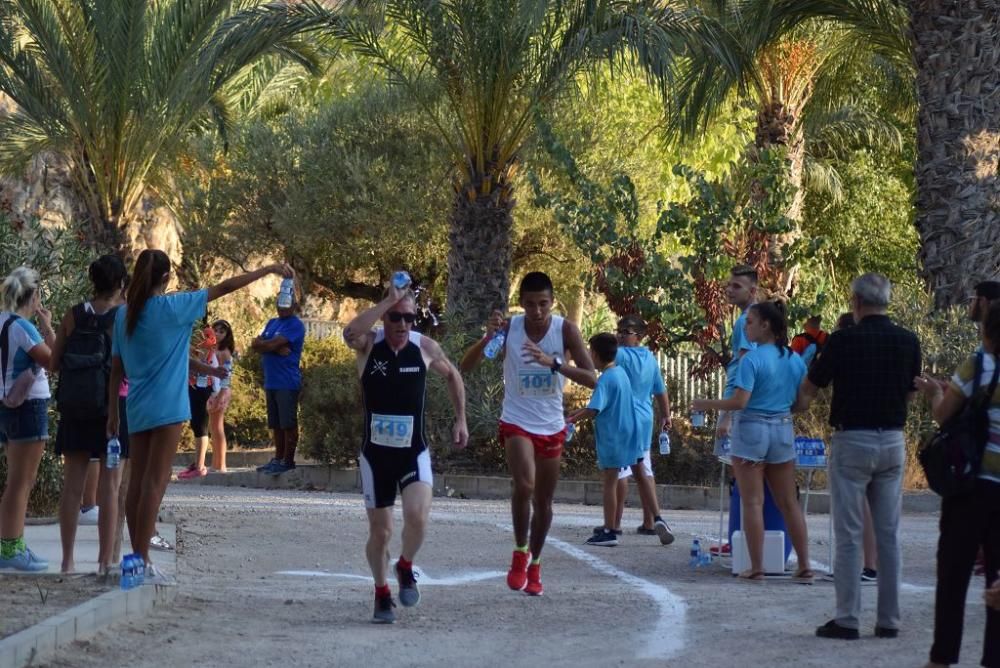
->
[710, 543, 731, 556]
[524, 563, 543, 596]
[507, 550, 529, 591]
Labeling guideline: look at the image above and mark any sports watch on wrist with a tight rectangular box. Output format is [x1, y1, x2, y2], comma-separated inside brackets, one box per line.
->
[550, 356, 563, 374]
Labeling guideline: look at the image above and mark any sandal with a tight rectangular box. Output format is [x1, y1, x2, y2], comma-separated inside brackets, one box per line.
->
[738, 569, 766, 583]
[792, 569, 815, 585]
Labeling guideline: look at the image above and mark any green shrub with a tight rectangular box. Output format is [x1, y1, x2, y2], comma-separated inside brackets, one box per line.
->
[298, 337, 363, 465]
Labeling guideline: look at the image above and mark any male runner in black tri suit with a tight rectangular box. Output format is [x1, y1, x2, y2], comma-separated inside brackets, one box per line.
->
[343, 281, 468, 623]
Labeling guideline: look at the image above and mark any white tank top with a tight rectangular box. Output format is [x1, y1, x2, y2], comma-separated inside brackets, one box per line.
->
[500, 315, 566, 435]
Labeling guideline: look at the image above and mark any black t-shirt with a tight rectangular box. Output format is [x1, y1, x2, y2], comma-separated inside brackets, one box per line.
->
[808, 314, 921, 430]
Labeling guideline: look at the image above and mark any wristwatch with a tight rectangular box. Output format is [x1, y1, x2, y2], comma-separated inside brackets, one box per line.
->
[550, 356, 563, 374]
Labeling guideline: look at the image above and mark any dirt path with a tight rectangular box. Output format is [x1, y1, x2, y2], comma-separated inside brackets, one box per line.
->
[38, 484, 985, 668]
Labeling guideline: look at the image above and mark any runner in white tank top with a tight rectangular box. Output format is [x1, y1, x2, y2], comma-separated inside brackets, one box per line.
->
[461, 271, 596, 597]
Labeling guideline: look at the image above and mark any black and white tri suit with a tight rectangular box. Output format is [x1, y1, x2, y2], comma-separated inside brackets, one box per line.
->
[358, 329, 433, 509]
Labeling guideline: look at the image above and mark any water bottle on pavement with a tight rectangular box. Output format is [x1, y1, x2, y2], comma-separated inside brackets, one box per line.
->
[121, 555, 134, 590]
[689, 539, 702, 568]
[483, 329, 506, 359]
[391, 271, 411, 290]
[133, 555, 145, 586]
[106, 437, 121, 469]
[277, 277, 295, 308]
[565, 423, 575, 443]
[658, 431, 671, 455]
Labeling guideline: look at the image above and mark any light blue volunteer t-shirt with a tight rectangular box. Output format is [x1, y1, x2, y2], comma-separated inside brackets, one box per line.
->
[0, 313, 49, 400]
[587, 365, 642, 469]
[615, 346, 666, 450]
[724, 309, 756, 398]
[112, 290, 207, 433]
[734, 343, 806, 414]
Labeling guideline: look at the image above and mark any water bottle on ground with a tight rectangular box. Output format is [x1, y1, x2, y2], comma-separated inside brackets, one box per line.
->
[391, 271, 411, 290]
[106, 437, 121, 469]
[483, 329, 506, 359]
[121, 554, 134, 590]
[565, 423, 575, 443]
[689, 539, 702, 568]
[277, 277, 295, 308]
[133, 555, 145, 586]
[658, 431, 671, 455]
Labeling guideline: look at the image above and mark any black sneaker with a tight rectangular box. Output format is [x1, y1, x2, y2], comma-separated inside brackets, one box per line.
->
[373, 595, 396, 624]
[395, 563, 420, 607]
[256, 458, 279, 472]
[269, 461, 297, 475]
[815, 620, 859, 640]
[636, 525, 657, 536]
[861, 568, 878, 582]
[653, 517, 675, 546]
[586, 529, 619, 547]
[874, 625, 898, 639]
[593, 526, 623, 536]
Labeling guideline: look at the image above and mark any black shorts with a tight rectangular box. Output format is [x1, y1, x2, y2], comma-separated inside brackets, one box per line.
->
[266, 390, 299, 430]
[359, 448, 432, 509]
[189, 386, 212, 438]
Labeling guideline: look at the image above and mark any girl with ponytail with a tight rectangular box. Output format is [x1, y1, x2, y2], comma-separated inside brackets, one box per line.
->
[0, 266, 54, 572]
[107, 250, 292, 582]
[692, 299, 812, 583]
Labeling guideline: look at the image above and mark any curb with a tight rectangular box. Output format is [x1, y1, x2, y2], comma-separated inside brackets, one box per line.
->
[172, 449, 317, 469]
[180, 465, 942, 515]
[0, 584, 177, 668]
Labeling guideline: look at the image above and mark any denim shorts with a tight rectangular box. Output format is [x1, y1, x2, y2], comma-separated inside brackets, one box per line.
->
[730, 410, 795, 464]
[0, 398, 50, 444]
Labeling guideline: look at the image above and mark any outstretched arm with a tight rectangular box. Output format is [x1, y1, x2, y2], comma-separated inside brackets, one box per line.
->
[424, 337, 469, 449]
[343, 283, 407, 354]
[206, 263, 292, 302]
[692, 389, 750, 413]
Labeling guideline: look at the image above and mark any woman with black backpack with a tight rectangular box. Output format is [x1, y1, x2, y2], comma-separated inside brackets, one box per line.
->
[50, 255, 128, 576]
[914, 300, 1000, 668]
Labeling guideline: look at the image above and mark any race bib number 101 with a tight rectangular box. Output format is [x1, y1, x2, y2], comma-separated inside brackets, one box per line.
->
[518, 370, 556, 397]
[370, 414, 414, 448]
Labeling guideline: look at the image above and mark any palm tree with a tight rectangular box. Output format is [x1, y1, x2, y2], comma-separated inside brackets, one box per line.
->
[669, 0, 911, 292]
[237, 0, 722, 328]
[716, 0, 999, 308]
[0, 0, 323, 254]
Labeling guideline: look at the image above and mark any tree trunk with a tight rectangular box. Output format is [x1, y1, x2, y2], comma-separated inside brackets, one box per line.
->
[911, 0, 1000, 308]
[445, 185, 515, 332]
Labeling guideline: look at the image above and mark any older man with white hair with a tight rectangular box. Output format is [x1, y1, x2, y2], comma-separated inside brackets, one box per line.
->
[796, 273, 922, 640]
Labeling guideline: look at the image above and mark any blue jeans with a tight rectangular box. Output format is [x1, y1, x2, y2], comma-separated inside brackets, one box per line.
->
[730, 411, 794, 464]
[0, 398, 49, 443]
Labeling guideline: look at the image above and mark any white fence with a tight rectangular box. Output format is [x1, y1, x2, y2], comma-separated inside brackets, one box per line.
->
[302, 319, 343, 340]
[658, 351, 726, 413]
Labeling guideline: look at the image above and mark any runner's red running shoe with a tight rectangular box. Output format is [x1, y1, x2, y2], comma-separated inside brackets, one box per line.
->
[507, 550, 529, 591]
[524, 563, 543, 596]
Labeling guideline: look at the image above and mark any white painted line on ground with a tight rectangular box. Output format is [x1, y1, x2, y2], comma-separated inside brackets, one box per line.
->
[276, 569, 505, 585]
[543, 535, 687, 660]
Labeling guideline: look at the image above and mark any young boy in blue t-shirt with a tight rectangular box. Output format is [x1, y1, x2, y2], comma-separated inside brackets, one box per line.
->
[568, 333, 641, 547]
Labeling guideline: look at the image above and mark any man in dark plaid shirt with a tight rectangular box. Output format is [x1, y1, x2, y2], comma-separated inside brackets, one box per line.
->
[796, 273, 921, 641]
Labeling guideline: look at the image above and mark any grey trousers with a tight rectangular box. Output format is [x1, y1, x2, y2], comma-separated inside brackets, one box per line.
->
[829, 429, 905, 630]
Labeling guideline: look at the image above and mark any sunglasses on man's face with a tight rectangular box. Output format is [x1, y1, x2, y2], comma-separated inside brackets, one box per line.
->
[388, 311, 417, 324]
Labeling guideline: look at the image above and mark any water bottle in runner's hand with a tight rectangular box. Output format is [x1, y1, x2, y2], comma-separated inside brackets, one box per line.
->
[483, 329, 506, 359]
[658, 431, 671, 455]
[392, 271, 411, 290]
[106, 437, 121, 469]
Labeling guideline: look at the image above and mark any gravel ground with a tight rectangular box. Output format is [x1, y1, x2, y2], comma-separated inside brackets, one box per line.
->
[37, 484, 990, 668]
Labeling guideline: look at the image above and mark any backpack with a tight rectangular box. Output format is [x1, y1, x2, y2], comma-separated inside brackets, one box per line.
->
[919, 352, 1000, 497]
[56, 303, 118, 419]
[798, 331, 827, 366]
[1, 314, 37, 408]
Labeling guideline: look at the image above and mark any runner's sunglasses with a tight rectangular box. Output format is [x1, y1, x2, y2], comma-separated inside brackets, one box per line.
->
[388, 311, 417, 324]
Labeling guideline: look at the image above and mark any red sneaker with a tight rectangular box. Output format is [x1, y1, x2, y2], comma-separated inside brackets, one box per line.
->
[710, 543, 731, 556]
[507, 550, 529, 591]
[524, 563, 543, 596]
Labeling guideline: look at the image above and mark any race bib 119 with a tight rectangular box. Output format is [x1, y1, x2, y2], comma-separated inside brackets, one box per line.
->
[370, 413, 414, 448]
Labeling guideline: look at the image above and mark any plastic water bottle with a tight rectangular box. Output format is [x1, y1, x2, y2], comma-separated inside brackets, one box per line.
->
[691, 410, 706, 428]
[391, 271, 411, 290]
[658, 431, 671, 455]
[718, 435, 731, 454]
[133, 555, 145, 586]
[689, 539, 702, 568]
[565, 423, 575, 443]
[106, 437, 121, 469]
[701, 550, 713, 567]
[483, 329, 506, 359]
[121, 555, 134, 590]
[277, 277, 295, 308]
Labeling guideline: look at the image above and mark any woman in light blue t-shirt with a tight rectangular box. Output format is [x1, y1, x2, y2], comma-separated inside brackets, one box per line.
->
[692, 300, 812, 584]
[107, 249, 290, 583]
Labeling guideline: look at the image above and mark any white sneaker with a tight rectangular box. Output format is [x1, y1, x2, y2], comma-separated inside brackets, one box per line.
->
[79, 506, 99, 526]
[143, 563, 176, 586]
